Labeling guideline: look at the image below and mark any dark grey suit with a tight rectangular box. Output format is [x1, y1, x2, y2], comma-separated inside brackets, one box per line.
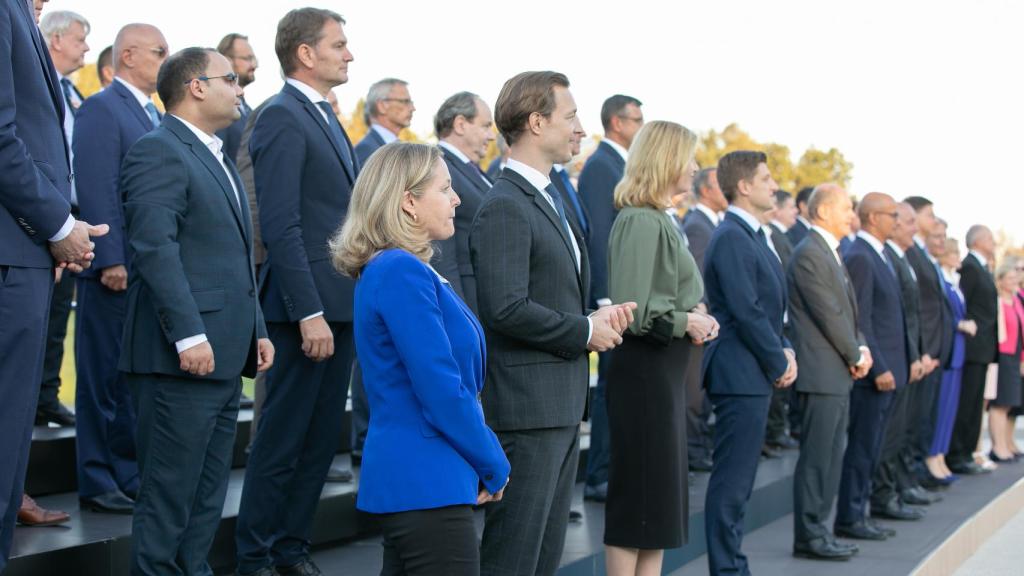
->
[471, 166, 591, 576]
[681, 205, 717, 464]
[767, 223, 796, 441]
[434, 144, 491, 313]
[787, 229, 863, 542]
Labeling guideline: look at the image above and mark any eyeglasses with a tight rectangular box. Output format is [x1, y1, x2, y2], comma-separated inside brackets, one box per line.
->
[133, 46, 168, 58]
[383, 98, 414, 106]
[874, 211, 899, 219]
[232, 55, 258, 64]
[184, 72, 239, 85]
[617, 115, 644, 124]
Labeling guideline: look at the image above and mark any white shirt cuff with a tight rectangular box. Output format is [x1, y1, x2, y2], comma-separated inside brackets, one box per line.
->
[856, 346, 870, 366]
[175, 334, 208, 353]
[48, 214, 75, 242]
[301, 311, 324, 322]
[596, 298, 612, 307]
[586, 317, 593, 345]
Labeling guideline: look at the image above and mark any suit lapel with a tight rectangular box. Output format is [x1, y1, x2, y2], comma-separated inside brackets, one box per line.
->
[114, 81, 157, 132]
[444, 148, 490, 196]
[503, 171, 581, 284]
[727, 211, 786, 307]
[284, 84, 355, 184]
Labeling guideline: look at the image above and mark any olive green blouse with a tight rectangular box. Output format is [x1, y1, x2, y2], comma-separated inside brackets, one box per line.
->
[608, 206, 704, 338]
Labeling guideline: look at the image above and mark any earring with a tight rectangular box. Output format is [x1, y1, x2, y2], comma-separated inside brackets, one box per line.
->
[412, 213, 418, 222]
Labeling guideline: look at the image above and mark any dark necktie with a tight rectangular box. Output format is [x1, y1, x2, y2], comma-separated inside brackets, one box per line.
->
[470, 160, 491, 185]
[881, 249, 897, 277]
[144, 102, 161, 128]
[544, 183, 577, 268]
[60, 78, 77, 117]
[316, 101, 355, 175]
[556, 169, 588, 236]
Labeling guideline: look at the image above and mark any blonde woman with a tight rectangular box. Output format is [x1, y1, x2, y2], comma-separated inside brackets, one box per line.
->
[331, 142, 509, 576]
[604, 121, 719, 576]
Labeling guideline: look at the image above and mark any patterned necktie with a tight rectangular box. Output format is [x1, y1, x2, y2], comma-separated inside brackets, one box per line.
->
[60, 78, 77, 117]
[144, 102, 161, 128]
[316, 101, 355, 175]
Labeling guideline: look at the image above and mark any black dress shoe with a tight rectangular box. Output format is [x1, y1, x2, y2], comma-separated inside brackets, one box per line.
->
[689, 458, 713, 472]
[761, 444, 780, 459]
[35, 404, 76, 427]
[989, 451, 1017, 464]
[325, 466, 353, 483]
[919, 474, 951, 491]
[871, 500, 925, 521]
[767, 435, 799, 450]
[276, 558, 322, 576]
[583, 482, 607, 502]
[793, 537, 855, 561]
[835, 522, 888, 541]
[902, 486, 942, 505]
[239, 393, 255, 409]
[350, 451, 362, 467]
[866, 518, 897, 538]
[568, 509, 583, 523]
[79, 491, 134, 514]
[948, 461, 989, 475]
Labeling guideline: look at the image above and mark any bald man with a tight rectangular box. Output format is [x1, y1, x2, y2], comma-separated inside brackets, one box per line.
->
[73, 23, 168, 514]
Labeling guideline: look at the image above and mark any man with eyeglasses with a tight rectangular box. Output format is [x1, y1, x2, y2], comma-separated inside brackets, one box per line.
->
[216, 33, 258, 164]
[353, 77, 414, 167]
[71, 22, 168, 515]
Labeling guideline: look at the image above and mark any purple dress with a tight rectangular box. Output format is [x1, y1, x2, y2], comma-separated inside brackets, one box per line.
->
[930, 275, 966, 456]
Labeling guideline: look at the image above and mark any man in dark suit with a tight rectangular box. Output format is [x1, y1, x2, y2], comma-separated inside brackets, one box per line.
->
[576, 94, 642, 500]
[948, 224, 999, 473]
[36, 9, 92, 428]
[353, 77, 413, 166]
[486, 133, 509, 181]
[786, 186, 814, 247]
[764, 190, 800, 452]
[770, 189, 806, 443]
[0, 0, 108, 567]
[433, 91, 495, 310]
[120, 47, 273, 575]
[789, 184, 872, 557]
[702, 151, 797, 575]
[234, 9, 358, 576]
[902, 196, 955, 477]
[73, 22, 168, 514]
[215, 33, 258, 165]
[837, 193, 920, 530]
[472, 71, 634, 576]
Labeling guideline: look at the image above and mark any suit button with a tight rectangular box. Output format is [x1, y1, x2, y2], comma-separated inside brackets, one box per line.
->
[484, 474, 493, 481]
[68, 173, 74, 182]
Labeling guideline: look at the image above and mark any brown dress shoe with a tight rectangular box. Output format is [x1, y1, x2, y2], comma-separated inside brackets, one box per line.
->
[17, 494, 71, 527]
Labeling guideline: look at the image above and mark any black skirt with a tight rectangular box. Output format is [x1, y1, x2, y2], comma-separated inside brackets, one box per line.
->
[992, 336, 1023, 408]
[604, 335, 691, 549]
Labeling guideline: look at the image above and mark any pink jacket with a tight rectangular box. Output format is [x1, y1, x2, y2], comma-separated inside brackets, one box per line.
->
[998, 296, 1024, 358]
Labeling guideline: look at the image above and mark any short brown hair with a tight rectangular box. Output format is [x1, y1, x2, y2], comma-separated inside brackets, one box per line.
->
[275, 8, 344, 76]
[717, 150, 767, 203]
[494, 71, 569, 145]
[216, 33, 247, 58]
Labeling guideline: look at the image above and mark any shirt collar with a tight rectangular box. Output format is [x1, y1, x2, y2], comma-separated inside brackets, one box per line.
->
[114, 76, 153, 108]
[726, 205, 762, 234]
[913, 235, 927, 250]
[811, 225, 841, 254]
[762, 224, 773, 238]
[695, 202, 720, 226]
[505, 158, 551, 193]
[771, 219, 788, 232]
[857, 230, 887, 257]
[885, 239, 906, 258]
[970, 250, 988, 268]
[603, 138, 628, 162]
[438, 140, 471, 164]
[285, 78, 327, 104]
[371, 123, 399, 144]
[170, 114, 223, 158]
[797, 215, 812, 229]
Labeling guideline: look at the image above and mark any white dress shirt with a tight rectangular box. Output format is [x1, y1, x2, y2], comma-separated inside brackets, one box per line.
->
[438, 140, 491, 188]
[370, 123, 399, 144]
[695, 202, 721, 227]
[603, 138, 628, 162]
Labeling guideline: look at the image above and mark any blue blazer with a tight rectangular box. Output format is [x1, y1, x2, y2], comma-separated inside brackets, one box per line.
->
[118, 116, 266, 380]
[251, 82, 358, 323]
[354, 249, 509, 513]
[702, 211, 790, 395]
[844, 236, 908, 389]
[0, 0, 72, 268]
[578, 140, 625, 305]
[786, 218, 810, 248]
[353, 126, 386, 168]
[73, 79, 158, 275]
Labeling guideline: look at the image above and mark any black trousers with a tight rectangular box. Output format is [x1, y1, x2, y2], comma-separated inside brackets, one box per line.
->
[38, 265, 75, 413]
[377, 505, 479, 576]
[871, 384, 911, 507]
[947, 362, 989, 467]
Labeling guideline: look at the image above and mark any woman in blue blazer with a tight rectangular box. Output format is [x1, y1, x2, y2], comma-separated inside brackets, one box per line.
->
[331, 142, 509, 575]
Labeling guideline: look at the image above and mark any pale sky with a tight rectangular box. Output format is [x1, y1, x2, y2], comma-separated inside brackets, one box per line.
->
[60, 0, 1022, 245]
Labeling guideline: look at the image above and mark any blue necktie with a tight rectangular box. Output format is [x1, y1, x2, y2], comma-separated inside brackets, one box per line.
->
[470, 160, 491, 186]
[316, 101, 355, 175]
[144, 102, 160, 128]
[556, 169, 588, 236]
[882, 250, 897, 277]
[60, 78, 77, 117]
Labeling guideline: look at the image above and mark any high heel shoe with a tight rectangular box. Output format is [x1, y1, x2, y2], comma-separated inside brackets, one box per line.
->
[988, 451, 1017, 463]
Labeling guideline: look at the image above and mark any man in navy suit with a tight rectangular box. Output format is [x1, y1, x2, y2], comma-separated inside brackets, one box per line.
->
[235, 9, 359, 576]
[703, 151, 797, 576]
[433, 90, 495, 311]
[576, 94, 642, 501]
[786, 186, 814, 247]
[36, 9, 91, 428]
[0, 0, 108, 568]
[120, 47, 273, 575]
[837, 192, 920, 529]
[353, 77, 414, 166]
[73, 22, 168, 514]
[215, 33, 258, 164]
[550, 122, 589, 243]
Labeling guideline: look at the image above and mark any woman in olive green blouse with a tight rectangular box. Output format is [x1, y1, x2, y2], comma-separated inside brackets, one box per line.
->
[604, 121, 719, 576]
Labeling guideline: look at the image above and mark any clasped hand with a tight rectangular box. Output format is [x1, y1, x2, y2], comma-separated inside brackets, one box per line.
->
[49, 220, 109, 273]
[587, 302, 638, 352]
[775, 348, 798, 388]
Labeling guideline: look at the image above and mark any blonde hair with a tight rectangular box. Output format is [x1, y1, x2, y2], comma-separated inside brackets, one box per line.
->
[614, 120, 697, 210]
[330, 142, 442, 278]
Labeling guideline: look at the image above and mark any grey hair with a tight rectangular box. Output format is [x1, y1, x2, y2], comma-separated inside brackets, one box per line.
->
[40, 11, 91, 45]
[434, 91, 481, 138]
[692, 167, 716, 198]
[965, 224, 989, 247]
[364, 78, 408, 124]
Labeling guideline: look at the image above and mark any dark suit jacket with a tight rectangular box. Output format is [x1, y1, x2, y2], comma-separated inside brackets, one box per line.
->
[235, 100, 269, 266]
[885, 244, 922, 364]
[906, 242, 952, 364]
[845, 236, 908, 388]
[786, 218, 810, 248]
[682, 207, 716, 275]
[250, 83, 357, 323]
[788, 230, 864, 395]
[702, 211, 790, 396]
[119, 116, 266, 380]
[353, 126, 386, 168]
[549, 167, 590, 244]
[485, 157, 504, 182]
[768, 222, 794, 274]
[73, 79, 157, 276]
[960, 253, 998, 364]
[578, 141, 625, 305]
[469, 167, 592, 431]
[0, 0, 72, 268]
[434, 145, 491, 313]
